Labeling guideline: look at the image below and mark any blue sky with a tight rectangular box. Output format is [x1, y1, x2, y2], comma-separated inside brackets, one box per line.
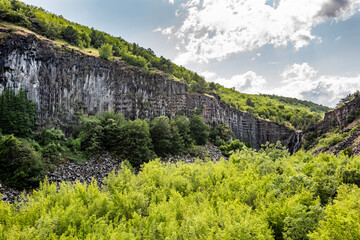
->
[21, 0, 360, 107]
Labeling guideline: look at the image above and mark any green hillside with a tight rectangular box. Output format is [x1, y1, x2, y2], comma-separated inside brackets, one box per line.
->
[213, 86, 330, 131]
[0, 0, 330, 131]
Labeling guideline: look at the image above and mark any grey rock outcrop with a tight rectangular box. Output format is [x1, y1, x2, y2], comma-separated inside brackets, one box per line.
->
[312, 95, 360, 155]
[0, 30, 295, 149]
[315, 95, 360, 133]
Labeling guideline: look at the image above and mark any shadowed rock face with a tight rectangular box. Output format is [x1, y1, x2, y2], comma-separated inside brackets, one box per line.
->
[0, 31, 295, 149]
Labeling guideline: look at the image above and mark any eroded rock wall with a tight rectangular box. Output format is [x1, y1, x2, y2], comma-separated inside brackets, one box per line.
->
[315, 95, 360, 133]
[0, 31, 294, 149]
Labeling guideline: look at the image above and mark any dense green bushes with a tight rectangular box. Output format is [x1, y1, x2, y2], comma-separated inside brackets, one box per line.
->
[76, 112, 231, 167]
[219, 139, 245, 156]
[309, 185, 360, 239]
[77, 112, 155, 168]
[150, 116, 182, 157]
[99, 43, 113, 60]
[1, 147, 360, 239]
[0, 128, 84, 190]
[0, 88, 80, 189]
[0, 135, 45, 189]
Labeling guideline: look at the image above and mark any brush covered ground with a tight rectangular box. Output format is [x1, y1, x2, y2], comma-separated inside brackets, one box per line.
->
[1, 146, 360, 239]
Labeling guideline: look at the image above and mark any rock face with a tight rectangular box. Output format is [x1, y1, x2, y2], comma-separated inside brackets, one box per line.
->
[312, 95, 360, 155]
[315, 95, 360, 133]
[0, 30, 295, 149]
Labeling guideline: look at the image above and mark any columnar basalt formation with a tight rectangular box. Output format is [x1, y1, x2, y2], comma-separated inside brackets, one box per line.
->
[0, 30, 295, 149]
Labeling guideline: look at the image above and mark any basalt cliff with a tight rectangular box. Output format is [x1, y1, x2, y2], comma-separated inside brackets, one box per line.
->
[311, 94, 360, 155]
[0, 28, 296, 149]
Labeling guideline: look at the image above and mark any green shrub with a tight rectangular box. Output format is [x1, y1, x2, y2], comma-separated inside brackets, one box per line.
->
[209, 123, 234, 146]
[309, 186, 360, 240]
[33, 128, 66, 148]
[118, 119, 155, 168]
[62, 25, 80, 46]
[150, 116, 184, 157]
[319, 133, 345, 150]
[0, 135, 45, 189]
[171, 115, 194, 148]
[190, 114, 210, 145]
[150, 116, 173, 157]
[42, 142, 62, 166]
[78, 115, 103, 154]
[339, 167, 360, 186]
[99, 43, 113, 60]
[220, 139, 245, 157]
[343, 147, 353, 157]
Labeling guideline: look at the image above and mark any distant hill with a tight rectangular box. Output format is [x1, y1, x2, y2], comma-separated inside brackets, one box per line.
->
[261, 94, 330, 113]
[0, 0, 330, 131]
[213, 86, 330, 131]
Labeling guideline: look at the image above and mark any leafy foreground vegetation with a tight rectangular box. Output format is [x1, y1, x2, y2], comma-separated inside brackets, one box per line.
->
[0, 0, 330, 131]
[1, 147, 360, 239]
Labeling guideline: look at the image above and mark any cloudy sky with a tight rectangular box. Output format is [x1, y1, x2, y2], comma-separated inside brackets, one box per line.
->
[22, 0, 360, 107]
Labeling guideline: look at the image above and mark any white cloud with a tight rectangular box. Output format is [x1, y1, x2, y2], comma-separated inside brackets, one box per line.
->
[153, 26, 174, 40]
[206, 63, 360, 107]
[157, 0, 360, 65]
[281, 63, 318, 82]
[272, 63, 360, 107]
[153, 26, 174, 35]
[335, 35, 342, 41]
[200, 71, 217, 80]
[168, 0, 175, 4]
[205, 71, 268, 94]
